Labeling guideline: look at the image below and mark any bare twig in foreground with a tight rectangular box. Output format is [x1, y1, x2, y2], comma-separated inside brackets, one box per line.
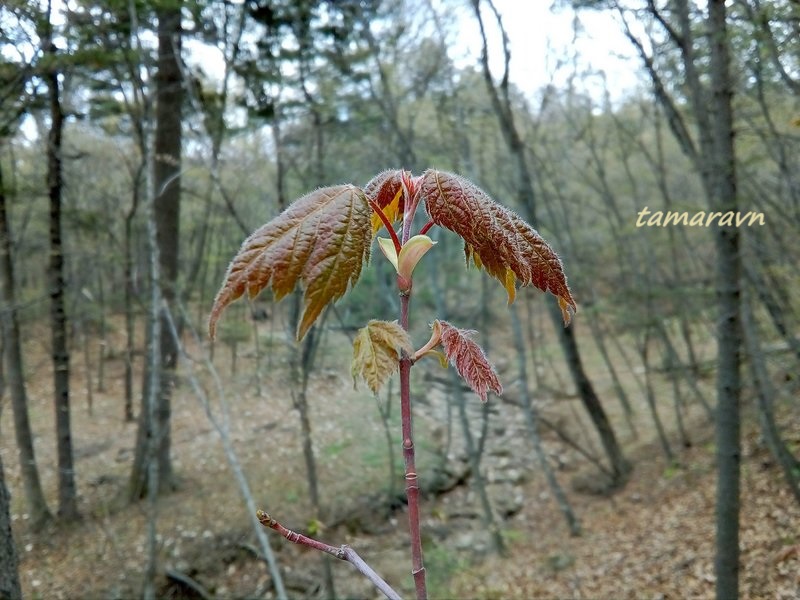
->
[256, 510, 403, 600]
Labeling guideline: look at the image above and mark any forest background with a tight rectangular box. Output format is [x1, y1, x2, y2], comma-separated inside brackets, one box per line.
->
[0, 0, 798, 598]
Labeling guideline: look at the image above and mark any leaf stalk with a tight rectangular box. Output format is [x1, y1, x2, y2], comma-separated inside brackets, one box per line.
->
[369, 198, 402, 254]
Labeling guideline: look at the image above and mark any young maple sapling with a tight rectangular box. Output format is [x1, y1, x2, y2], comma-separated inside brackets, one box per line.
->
[209, 169, 576, 600]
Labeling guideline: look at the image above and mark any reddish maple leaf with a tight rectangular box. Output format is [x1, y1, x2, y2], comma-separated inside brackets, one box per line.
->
[436, 320, 502, 402]
[420, 169, 577, 324]
[208, 185, 372, 341]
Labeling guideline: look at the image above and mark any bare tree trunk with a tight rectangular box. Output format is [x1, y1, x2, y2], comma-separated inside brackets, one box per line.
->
[81, 327, 94, 416]
[639, 329, 674, 464]
[96, 273, 107, 393]
[142, 127, 162, 600]
[585, 303, 637, 439]
[130, 3, 183, 498]
[742, 293, 800, 505]
[43, 6, 79, 520]
[0, 454, 22, 600]
[152, 2, 182, 492]
[166, 304, 288, 600]
[621, 3, 743, 592]
[288, 292, 335, 597]
[0, 159, 52, 530]
[472, 0, 629, 488]
[550, 301, 631, 487]
[431, 248, 505, 555]
[452, 369, 507, 555]
[123, 199, 137, 422]
[708, 3, 743, 598]
[510, 304, 581, 535]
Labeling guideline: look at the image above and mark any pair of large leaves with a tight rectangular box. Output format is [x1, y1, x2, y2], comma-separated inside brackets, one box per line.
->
[208, 169, 577, 341]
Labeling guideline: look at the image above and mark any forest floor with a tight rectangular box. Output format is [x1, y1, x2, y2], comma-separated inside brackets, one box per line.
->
[2, 308, 799, 599]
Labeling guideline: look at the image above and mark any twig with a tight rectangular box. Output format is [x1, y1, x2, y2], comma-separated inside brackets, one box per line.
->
[256, 511, 403, 600]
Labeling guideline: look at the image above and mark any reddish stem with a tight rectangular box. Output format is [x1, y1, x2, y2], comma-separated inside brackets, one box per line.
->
[418, 220, 435, 236]
[368, 198, 402, 254]
[399, 288, 427, 600]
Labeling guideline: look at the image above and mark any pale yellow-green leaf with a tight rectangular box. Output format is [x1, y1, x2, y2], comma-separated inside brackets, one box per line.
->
[417, 349, 448, 369]
[397, 234, 436, 280]
[351, 320, 413, 395]
[377, 237, 399, 271]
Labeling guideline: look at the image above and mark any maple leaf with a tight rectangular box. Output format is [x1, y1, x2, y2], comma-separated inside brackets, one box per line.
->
[364, 169, 406, 234]
[420, 169, 577, 324]
[209, 185, 372, 341]
[436, 320, 502, 402]
[351, 320, 414, 395]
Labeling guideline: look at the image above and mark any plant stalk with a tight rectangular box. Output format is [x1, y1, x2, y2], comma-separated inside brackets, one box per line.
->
[399, 291, 427, 599]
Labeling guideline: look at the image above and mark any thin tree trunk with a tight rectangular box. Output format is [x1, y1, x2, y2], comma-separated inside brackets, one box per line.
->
[656, 322, 714, 421]
[0, 160, 51, 530]
[130, 3, 183, 498]
[640, 329, 674, 463]
[96, 273, 106, 393]
[142, 142, 162, 600]
[82, 327, 94, 416]
[139, 29, 162, 596]
[742, 294, 800, 504]
[549, 302, 631, 486]
[44, 7, 79, 520]
[288, 293, 334, 597]
[123, 206, 137, 422]
[452, 369, 507, 554]
[169, 304, 287, 600]
[510, 304, 581, 535]
[152, 2, 182, 493]
[586, 306, 637, 439]
[708, 3, 742, 598]
[0, 454, 22, 600]
[472, 0, 629, 488]
[432, 249, 505, 554]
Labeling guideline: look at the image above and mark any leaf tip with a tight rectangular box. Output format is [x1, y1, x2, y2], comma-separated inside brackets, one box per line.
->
[559, 295, 577, 326]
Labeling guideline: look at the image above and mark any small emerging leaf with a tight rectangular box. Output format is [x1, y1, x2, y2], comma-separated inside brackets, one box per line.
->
[436, 320, 502, 402]
[377, 237, 399, 271]
[351, 320, 414, 395]
[421, 169, 577, 324]
[397, 235, 436, 280]
[209, 185, 372, 340]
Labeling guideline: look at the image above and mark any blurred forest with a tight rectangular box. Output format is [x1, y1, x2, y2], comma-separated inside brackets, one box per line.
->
[0, 0, 798, 598]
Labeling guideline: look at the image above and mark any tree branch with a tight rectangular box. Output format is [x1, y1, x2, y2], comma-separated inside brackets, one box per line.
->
[256, 511, 402, 600]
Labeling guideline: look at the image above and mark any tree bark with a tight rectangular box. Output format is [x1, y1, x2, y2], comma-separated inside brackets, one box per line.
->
[123, 176, 140, 423]
[44, 14, 79, 521]
[0, 159, 51, 530]
[130, 3, 183, 498]
[0, 454, 22, 600]
[625, 3, 743, 594]
[708, 2, 743, 598]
